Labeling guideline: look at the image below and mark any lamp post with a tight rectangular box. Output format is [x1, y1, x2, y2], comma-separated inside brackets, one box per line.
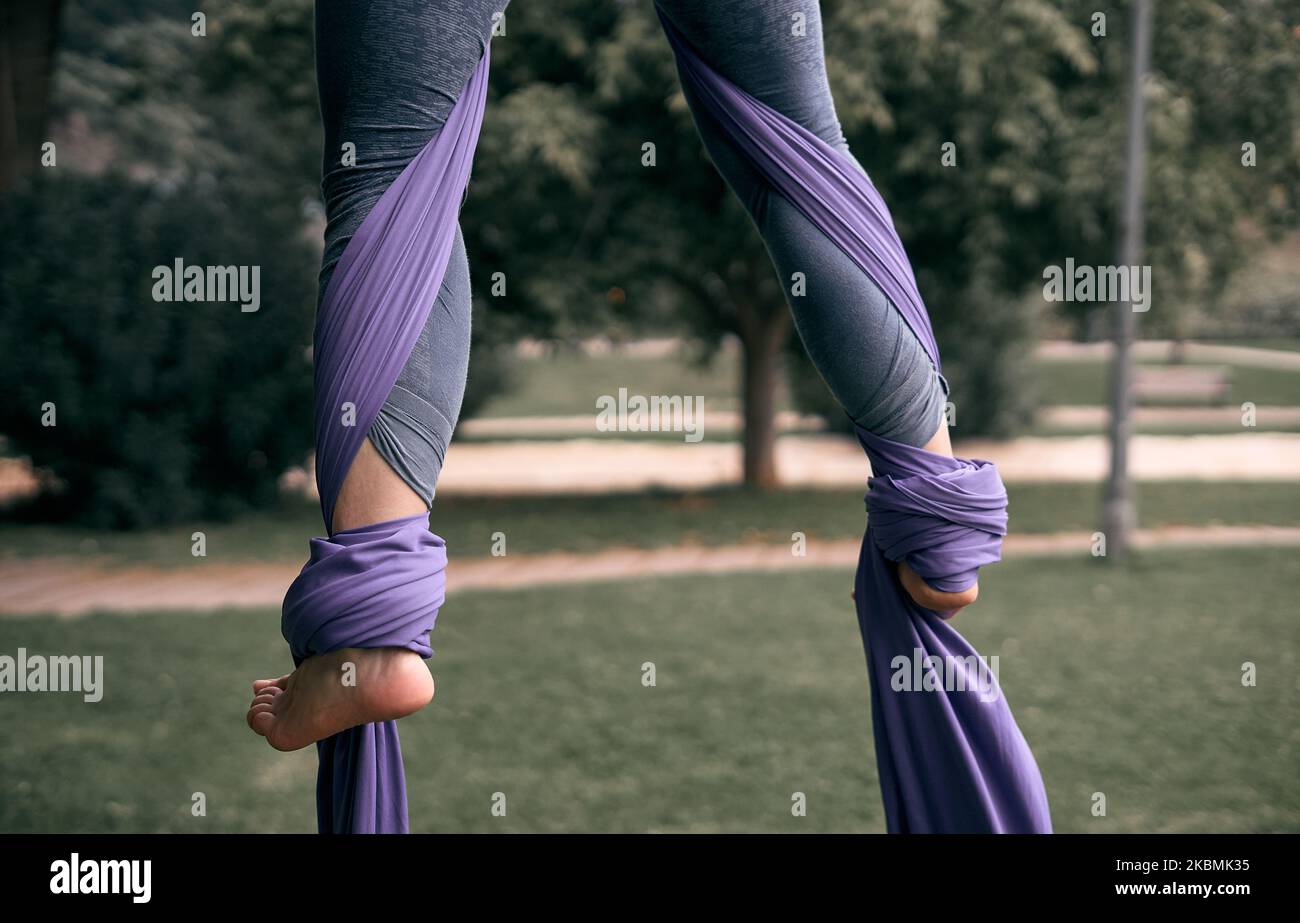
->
[1102, 0, 1153, 562]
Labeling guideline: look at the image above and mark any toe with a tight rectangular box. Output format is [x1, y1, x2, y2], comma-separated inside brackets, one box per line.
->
[247, 702, 275, 733]
[246, 690, 284, 732]
[250, 690, 279, 707]
[253, 674, 290, 693]
[250, 709, 276, 738]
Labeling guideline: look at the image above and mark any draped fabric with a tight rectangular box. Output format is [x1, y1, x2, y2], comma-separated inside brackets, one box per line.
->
[853, 428, 1051, 832]
[660, 11, 1052, 832]
[279, 46, 492, 834]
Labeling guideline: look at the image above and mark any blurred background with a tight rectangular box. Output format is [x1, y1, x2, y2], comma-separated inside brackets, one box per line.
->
[0, 0, 1297, 832]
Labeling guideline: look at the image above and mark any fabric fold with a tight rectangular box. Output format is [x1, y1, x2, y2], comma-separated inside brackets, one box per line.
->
[280, 45, 492, 834]
[659, 8, 1051, 832]
[858, 427, 1008, 596]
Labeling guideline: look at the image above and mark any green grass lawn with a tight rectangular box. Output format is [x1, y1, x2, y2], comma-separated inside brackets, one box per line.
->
[1, 481, 1295, 565]
[1, 546, 1294, 832]
[1034, 359, 1300, 407]
[478, 349, 1300, 421]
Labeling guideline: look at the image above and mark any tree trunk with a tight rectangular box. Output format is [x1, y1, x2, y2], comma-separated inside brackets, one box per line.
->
[0, 1, 62, 192]
[737, 303, 788, 489]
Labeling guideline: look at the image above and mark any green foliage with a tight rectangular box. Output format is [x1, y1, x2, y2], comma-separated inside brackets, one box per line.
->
[0, 172, 316, 528]
[12, 0, 533, 525]
[10, 0, 1298, 521]
[463, 1, 622, 339]
[786, 0, 1300, 430]
[822, 0, 1300, 336]
[590, 3, 784, 345]
[591, 1, 1058, 434]
[0, 1, 328, 526]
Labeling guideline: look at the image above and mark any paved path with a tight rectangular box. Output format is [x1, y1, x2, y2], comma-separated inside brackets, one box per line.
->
[1039, 405, 1300, 428]
[460, 406, 1300, 437]
[459, 410, 825, 438]
[419, 433, 1300, 495]
[9, 428, 1297, 506]
[528, 336, 1300, 370]
[3, 524, 1298, 618]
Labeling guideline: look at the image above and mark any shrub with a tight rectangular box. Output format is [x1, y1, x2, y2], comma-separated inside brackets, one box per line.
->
[0, 172, 316, 527]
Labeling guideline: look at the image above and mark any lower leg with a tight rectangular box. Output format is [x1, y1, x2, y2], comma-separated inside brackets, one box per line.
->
[659, 0, 975, 613]
[331, 438, 427, 533]
[249, 0, 499, 749]
[659, 0, 950, 450]
[923, 421, 953, 457]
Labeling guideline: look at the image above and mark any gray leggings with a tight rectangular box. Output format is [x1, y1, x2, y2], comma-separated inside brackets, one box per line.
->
[315, 0, 947, 507]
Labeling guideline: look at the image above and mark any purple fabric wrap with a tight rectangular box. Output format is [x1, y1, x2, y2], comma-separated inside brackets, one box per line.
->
[660, 11, 1052, 832]
[279, 47, 491, 834]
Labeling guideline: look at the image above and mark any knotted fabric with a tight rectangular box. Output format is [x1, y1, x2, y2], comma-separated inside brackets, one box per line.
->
[660, 10, 1052, 832]
[280, 46, 492, 834]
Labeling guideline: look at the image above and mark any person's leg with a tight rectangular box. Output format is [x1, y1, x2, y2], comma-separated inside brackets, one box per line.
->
[320, 0, 489, 531]
[330, 228, 470, 532]
[248, 0, 505, 750]
[655, 0, 972, 612]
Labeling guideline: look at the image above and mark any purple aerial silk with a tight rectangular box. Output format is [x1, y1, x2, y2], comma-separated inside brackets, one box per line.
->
[279, 47, 492, 834]
[661, 12, 1052, 832]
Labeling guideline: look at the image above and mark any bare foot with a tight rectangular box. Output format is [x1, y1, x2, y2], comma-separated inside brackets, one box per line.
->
[246, 648, 434, 752]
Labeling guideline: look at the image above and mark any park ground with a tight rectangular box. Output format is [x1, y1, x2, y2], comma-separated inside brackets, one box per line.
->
[0, 340, 1297, 832]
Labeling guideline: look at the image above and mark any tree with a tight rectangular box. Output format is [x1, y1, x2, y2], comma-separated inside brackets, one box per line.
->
[590, 1, 1097, 471]
[11, 0, 1297, 519]
[0, 0, 606, 523]
[1, 0, 323, 526]
[0, 0, 62, 190]
[821, 0, 1299, 346]
[588, 7, 798, 486]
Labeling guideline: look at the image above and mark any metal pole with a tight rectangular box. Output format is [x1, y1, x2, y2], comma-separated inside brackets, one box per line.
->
[1102, 0, 1152, 561]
